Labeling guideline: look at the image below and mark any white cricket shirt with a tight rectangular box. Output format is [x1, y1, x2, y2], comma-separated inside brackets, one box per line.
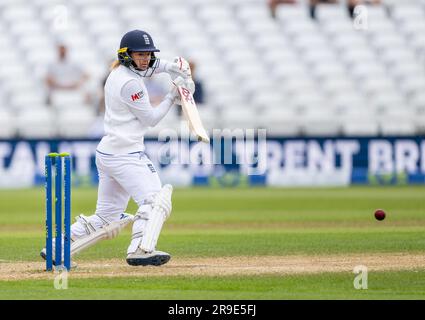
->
[97, 64, 174, 154]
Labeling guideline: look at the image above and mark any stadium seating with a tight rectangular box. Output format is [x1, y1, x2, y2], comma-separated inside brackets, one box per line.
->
[0, 0, 424, 138]
[0, 108, 16, 138]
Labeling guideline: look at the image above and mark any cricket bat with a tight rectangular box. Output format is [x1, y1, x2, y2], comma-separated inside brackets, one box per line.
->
[177, 85, 210, 143]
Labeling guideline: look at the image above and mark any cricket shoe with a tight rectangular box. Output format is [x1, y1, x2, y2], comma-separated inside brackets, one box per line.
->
[126, 248, 171, 266]
[40, 236, 77, 268]
[39, 235, 67, 264]
[40, 249, 77, 269]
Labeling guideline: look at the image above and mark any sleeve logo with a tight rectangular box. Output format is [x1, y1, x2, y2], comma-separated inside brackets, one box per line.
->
[131, 90, 144, 101]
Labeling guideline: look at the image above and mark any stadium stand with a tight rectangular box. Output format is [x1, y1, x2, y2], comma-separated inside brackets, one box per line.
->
[0, 0, 424, 138]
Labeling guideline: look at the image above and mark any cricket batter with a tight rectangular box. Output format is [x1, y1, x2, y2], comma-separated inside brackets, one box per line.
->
[41, 30, 194, 266]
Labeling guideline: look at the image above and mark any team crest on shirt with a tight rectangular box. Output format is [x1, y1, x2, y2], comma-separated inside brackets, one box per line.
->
[131, 90, 144, 101]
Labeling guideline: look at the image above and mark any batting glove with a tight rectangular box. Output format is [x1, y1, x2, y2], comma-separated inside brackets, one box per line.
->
[166, 57, 192, 80]
[166, 76, 185, 105]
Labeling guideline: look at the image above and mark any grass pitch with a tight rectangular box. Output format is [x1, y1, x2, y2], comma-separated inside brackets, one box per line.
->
[0, 186, 424, 299]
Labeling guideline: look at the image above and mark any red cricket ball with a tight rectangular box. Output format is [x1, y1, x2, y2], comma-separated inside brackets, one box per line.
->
[374, 209, 386, 221]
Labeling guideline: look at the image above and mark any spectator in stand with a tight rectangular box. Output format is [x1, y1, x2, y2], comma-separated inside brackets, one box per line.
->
[268, 0, 297, 19]
[45, 44, 89, 105]
[309, 0, 338, 20]
[348, 0, 382, 18]
[188, 61, 204, 105]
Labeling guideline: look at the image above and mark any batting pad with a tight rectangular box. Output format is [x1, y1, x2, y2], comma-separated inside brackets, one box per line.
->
[71, 213, 134, 256]
[140, 184, 173, 252]
[126, 207, 150, 255]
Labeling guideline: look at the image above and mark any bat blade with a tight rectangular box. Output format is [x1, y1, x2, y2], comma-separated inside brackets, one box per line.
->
[177, 86, 210, 143]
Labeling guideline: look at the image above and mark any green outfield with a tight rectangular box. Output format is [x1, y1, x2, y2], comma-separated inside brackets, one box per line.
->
[0, 186, 424, 299]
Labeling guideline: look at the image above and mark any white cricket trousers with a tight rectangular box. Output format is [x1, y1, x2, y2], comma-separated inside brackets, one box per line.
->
[94, 151, 162, 222]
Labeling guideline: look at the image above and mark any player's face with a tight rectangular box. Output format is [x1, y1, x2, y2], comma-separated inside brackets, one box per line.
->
[131, 52, 152, 70]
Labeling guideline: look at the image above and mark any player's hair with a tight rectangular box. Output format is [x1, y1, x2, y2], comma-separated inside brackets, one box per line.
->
[110, 60, 120, 70]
